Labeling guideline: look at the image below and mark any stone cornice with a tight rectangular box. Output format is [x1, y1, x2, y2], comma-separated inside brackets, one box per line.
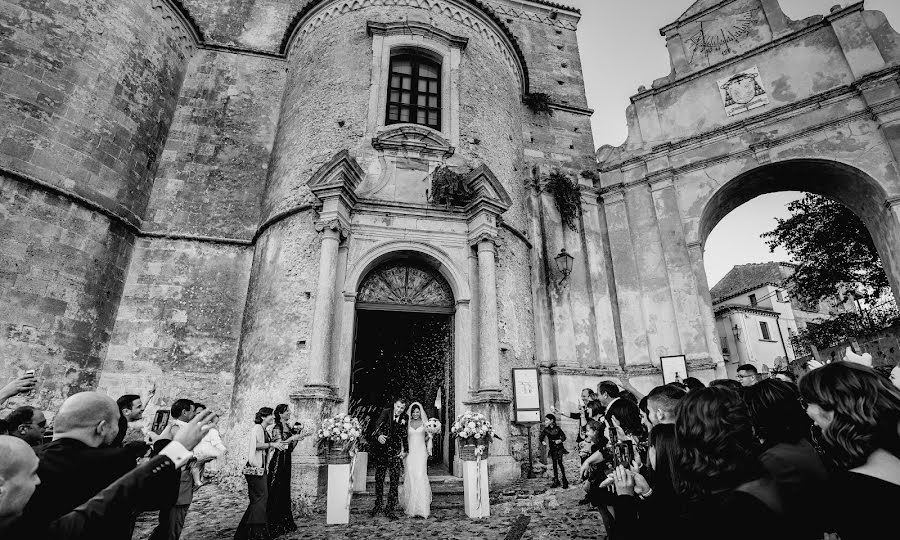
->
[485, 1, 579, 30]
[548, 102, 594, 116]
[714, 303, 781, 318]
[371, 124, 455, 158]
[598, 68, 900, 183]
[367, 21, 469, 50]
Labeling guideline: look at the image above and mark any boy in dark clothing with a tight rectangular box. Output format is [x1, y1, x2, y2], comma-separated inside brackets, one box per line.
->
[539, 413, 569, 488]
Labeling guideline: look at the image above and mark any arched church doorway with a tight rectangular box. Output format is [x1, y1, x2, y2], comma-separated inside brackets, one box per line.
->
[699, 159, 900, 377]
[350, 258, 455, 473]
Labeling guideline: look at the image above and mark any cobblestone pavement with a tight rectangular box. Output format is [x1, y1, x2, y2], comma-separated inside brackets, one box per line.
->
[134, 473, 606, 540]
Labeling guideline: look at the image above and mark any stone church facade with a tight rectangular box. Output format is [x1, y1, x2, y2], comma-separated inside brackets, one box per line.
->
[1, 0, 899, 493]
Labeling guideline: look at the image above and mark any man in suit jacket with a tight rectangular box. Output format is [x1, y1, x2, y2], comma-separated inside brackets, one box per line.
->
[369, 397, 409, 519]
[0, 409, 217, 540]
[20, 392, 155, 537]
[149, 398, 196, 540]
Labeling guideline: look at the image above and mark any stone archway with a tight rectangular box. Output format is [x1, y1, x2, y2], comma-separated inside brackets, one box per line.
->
[697, 159, 900, 306]
[349, 258, 457, 472]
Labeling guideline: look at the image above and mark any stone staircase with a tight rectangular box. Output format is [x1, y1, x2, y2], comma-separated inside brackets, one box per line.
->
[351, 475, 466, 512]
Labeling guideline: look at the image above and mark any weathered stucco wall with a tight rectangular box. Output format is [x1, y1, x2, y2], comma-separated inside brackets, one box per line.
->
[595, 0, 900, 389]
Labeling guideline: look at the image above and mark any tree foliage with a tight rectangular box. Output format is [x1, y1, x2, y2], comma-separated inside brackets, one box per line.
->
[762, 194, 889, 305]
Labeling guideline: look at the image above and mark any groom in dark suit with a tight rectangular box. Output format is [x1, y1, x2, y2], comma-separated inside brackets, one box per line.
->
[369, 397, 409, 519]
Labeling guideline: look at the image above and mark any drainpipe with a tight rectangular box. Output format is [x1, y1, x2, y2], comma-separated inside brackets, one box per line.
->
[775, 315, 790, 361]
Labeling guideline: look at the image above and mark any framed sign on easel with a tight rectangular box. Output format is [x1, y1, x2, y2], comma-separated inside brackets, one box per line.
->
[512, 368, 543, 479]
[660, 355, 688, 384]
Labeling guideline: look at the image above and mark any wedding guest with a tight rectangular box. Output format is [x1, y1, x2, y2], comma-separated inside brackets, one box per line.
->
[558, 388, 597, 464]
[736, 364, 759, 387]
[0, 373, 36, 409]
[799, 362, 900, 540]
[112, 384, 156, 446]
[0, 410, 217, 540]
[646, 384, 685, 426]
[5, 406, 46, 446]
[267, 404, 306, 536]
[235, 407, 283, 540]
[597, 381, 620, 413]
[682, 377, 705, 392]
[773, 371, 797, 384]
[150, 399, 197, 540]
[675, 387, 786, 539]
[539, 413, 568, 489]
[709, 378, 744, 393]
[744, 379, 827, 539]
[21, 392, 156, 536]
[638, 397, 653, 434]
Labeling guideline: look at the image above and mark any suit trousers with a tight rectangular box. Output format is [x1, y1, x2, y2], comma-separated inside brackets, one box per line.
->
[373, 457, 403, 510]
[149, 504, 190, 540]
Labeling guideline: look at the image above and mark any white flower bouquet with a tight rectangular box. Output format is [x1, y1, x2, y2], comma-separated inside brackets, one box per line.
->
[316, 414, 363, 457]
[450, 411, 496, 442]
[425, 417, 442, 435]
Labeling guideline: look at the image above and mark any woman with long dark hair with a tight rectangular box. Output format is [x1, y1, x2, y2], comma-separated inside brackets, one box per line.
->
[266, 404, 307, 536]
[743, 378, 827, 539]
[674, 386, 786, 539]
[799, 362, 900, 540]
[235, 407, 284, 540]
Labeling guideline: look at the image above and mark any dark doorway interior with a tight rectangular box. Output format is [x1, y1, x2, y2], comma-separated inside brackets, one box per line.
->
[350, 309, 454, 473]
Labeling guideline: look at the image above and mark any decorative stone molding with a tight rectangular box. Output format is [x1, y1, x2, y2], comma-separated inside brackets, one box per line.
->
[371, 125, 455, 158]
[314, 218, 350, 239]
[280, 0, 529, 95]
[485, 1, 578, 31]
[151, 0, 203, 56]
[464, 165, 512, 247]
[367, 20, 469, 50]
[309, 150, 365, 233]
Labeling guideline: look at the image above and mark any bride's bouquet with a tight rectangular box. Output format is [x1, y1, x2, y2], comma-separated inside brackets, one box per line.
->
[450, 411, 497, 442]
[316, 414, 363, 454]
[425, 417, 442, 435]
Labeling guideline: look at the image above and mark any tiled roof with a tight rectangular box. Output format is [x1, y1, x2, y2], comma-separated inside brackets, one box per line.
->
[710, 262, 795, 304]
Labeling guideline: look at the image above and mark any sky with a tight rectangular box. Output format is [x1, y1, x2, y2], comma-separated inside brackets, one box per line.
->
[563, 0, 900, 286]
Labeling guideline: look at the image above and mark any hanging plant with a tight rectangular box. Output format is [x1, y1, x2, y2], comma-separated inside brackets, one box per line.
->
[524, 92, 553, 116]
[580, 169, 599, 182]
[429, 166, 473, 207]
[546, 170, 581, 231]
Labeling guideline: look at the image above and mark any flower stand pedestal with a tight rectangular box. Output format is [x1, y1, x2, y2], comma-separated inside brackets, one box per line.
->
[326, 449, 353, 524]
[459, 440, 490, 518]
[352, 451, 368, 492]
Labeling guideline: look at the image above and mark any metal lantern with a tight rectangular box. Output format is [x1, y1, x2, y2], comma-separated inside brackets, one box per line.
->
[555, 248, 575, 286]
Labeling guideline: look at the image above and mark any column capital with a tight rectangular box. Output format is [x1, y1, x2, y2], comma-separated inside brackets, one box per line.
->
[472, 232, 500, 250]
[315, 218, 350, 239]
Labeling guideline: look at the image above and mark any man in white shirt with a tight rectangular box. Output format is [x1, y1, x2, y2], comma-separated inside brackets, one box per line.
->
[150, 399, 196, 540]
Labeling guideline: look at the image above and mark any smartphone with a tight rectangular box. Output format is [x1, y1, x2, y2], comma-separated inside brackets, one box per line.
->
[613, 440, 635, 468]
[25, 370, 35, 377]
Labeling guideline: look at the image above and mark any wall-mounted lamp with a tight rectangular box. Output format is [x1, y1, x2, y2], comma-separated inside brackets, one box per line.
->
[555, 248, 574, 286]
[732, 323, 741, 342]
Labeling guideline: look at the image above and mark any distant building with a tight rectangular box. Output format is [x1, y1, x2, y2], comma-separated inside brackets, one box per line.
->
[710, 262, 853, 376]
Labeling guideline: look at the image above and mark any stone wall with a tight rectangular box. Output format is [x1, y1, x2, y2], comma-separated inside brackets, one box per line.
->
[0, 0, 195, 413]
[146, 50, 285, 239]
[0, 173, 134, 414]
[97, 239, 252, 416]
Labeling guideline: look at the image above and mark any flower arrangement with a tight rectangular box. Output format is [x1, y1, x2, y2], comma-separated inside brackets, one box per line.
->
[316, 414, 363, 453]
[450, 412, 496, 442]
[425, 417, 442, 435]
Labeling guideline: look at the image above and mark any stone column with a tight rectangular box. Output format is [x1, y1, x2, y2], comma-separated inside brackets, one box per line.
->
[306, 220, 343, 390]
[687, 241, 727, 377]
[477, 237, 501, 392]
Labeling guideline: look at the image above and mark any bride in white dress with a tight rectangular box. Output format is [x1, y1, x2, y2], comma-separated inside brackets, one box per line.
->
[400, 402, 432, 518]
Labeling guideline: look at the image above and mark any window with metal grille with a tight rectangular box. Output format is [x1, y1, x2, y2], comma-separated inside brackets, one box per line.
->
[386, 54, 441, 130]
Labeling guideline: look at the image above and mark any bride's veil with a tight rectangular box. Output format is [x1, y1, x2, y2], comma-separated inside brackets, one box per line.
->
[406, 401, 426, 422]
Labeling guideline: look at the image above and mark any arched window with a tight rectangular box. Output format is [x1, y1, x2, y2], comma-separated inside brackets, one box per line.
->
[386, 53, 441, 130]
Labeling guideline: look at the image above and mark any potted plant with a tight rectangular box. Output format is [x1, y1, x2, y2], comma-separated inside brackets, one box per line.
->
[316, 414, 363, 464]
[450, 412, 499, 461]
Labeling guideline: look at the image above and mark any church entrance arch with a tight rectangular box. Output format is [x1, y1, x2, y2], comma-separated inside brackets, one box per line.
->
[697, 159, 900, 305]
[349, 257, 456, 473]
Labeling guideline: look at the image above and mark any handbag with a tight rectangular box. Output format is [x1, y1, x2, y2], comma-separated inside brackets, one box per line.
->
[242, 463, 266, 477]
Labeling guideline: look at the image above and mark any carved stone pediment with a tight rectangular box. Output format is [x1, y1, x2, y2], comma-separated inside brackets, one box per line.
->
[465, 164, 513, 215]
[372, 125, 455, 158]
[309, 149, 364, 208]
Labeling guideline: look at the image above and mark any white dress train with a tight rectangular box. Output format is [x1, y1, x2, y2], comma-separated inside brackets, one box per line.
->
[401, 423, 432, 518]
